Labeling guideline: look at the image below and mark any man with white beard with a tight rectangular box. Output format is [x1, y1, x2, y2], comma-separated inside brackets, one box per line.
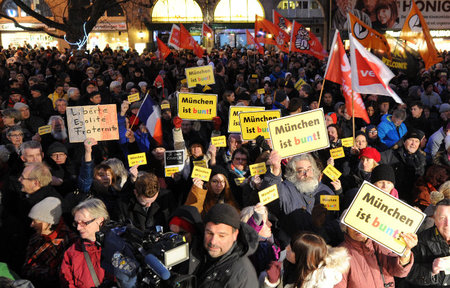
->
[48, 115, 68, 141]
[261, 150, 334, 216]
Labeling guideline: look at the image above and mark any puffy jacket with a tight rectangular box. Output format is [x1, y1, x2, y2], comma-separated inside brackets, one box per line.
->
[406, 226, 450, 287]
[377, 114, 407, 148]
[188, 222, 259, 288]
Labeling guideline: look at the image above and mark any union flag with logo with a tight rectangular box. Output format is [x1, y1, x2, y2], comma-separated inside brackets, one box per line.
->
[290, 21, 327, 60]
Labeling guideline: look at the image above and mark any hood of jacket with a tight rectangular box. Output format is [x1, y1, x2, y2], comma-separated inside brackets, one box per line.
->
[235, 222, 259, 257]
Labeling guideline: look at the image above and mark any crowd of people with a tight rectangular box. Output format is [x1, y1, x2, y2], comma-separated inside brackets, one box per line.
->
[0, 43, 449, 288]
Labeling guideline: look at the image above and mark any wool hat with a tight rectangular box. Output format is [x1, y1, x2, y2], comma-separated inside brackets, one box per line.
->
[30, 84, 44, 94]
[371, 164, 396, 185]
[404, 129, 424, 141]
[47, 142, 68, 156]
[359, 147, 381, 163]
[439, 103, 450, 113]
[210, 165, 229, 180]
[13, 102, 28, 110]
[28, 197, 62, 225]
[204, 203, 240, 229]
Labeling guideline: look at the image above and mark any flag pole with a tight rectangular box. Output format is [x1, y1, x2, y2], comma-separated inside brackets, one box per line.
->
[129, 91, 150, 131]
[352, 92, 356, 142]
[317, 77, 327, 107]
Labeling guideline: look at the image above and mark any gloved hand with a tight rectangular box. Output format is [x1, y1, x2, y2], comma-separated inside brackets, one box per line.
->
[173, 116, 183, 129]
[256, 135, 271, 152]
[213, 116, 222, 131]
[266, 261, 282, 284]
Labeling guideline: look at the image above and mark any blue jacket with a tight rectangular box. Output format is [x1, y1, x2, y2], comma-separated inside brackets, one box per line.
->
[377, 114, 407, 148]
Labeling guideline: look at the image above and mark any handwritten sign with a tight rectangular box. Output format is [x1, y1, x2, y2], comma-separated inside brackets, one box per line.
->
[191, 166, 212, 181]
[128, 93, 140, 103]
[211, 135, 226, 147]
[177, 93, 217, 121]
[258, 184, 279, 206]
[66, 104, 119, 143]
[239, 110, 281, 140]
[165, 167, 179, 177]
[257, 88, 265, 95]
[268, 109, 329, 159]
[323, 164, 342, 181]
[228, 106, 264, 133]
[330, 147, 345, 159]
[185, 65, 215, 88]
[342, 181, 426, 255]
[128, 152, 147, 167]
[249, 162, 267, 176]
[164, 150, 184, 177]
[342, 137, 354, 147]
[320, 195, 340, 211]
[38, 125, 52, 135]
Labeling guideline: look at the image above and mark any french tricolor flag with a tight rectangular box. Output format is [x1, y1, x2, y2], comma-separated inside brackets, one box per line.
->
[137, 93, 163, 145]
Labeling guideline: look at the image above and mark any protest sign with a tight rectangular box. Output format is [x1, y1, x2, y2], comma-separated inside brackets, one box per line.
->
[211, 135, 226, 147]
[164, 150, 185, 177]
[323, 165, 342, 181]
[320, 195, 340, 211]
[128, 152, 147, 167]
[127, 93, 140, 103]
[185, 65, 215, 88]
[341, 181, 426, 255]
[330, 147, 345, 159]
[268, 109, 329, 159]
[228, 106, 265, 133]
[249, 162, 267, 176]
[342, 137, 354, 147]
[191, 166, 212, 181]
[193, 160, 207, 168]
[239, 110, 281, 140]
[38, 125, 52, 135]
[234, 177, 246, 186]
[258, 184, 279, 206]
[66, 104, 119, 143]
[177, 93, 217, 121]
[257, 88, 265, 95]
[161, 103, 170, 110]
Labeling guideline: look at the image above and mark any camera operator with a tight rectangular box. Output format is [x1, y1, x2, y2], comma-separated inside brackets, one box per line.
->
[188, 203, 259, 287]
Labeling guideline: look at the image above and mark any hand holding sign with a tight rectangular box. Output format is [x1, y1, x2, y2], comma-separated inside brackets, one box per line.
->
[193, 178, 204, 189]
[121, 100, 130, 116]
[268, 150, 282, 176]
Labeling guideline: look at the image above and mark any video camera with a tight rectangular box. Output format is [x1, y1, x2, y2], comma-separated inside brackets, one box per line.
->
[96, 222, 193, 288]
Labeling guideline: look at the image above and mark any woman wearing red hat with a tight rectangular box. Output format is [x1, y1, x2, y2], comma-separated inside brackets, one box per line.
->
[342, 147, 381, 192]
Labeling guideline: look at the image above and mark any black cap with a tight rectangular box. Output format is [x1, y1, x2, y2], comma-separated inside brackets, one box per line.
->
[404, 129, 424, 141]
[204, 203, 240, 229]
[47, 142, 68, 156]
[275, 90, 287, 103]
[285, 80, 294, 89]
[210, 165, 229, 180]
[30, 84, 44, 93]
[371, 164, 396, 185]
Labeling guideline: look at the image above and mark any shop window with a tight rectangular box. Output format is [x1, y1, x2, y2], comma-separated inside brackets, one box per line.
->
[152, 0, 203, 22]
[214, 0, 264, 22]
[1, 0, 52, 17]
[106, 2, 124, 17]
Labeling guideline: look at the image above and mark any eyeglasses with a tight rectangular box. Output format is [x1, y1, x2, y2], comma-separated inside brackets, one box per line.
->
[9, 133, 23, 137]
[368, 130, 378, 134]
[211, 179, 226, 185]
[19, 175, 35, 181]
[296, 167, 312, 175]
[234, 157, 247, 162]
[73, 218, 96, 228]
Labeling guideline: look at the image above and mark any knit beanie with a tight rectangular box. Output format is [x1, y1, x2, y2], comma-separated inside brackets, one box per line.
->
[204, 203, 240, 229]
[210, 165, 229, 180]
[359, 147, 381, 163]
[371, 164, 396, 185]
[47, 142, 68, 156]
[28, 197, 62, 225]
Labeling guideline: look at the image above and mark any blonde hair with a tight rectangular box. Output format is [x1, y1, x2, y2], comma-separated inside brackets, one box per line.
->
[72, 198, 110, 222]
[240, 205, 268, 223]
[26, 162, 52, 187]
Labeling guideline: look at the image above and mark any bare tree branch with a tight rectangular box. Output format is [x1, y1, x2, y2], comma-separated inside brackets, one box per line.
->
[0, 12, 64, 39]
[12, 0, 66, 31]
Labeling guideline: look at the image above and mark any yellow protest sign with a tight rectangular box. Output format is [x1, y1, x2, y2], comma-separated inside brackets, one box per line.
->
[234, 177, 246, 186]
[323, 164, 342, 181]
[161, 103, 170, 110]
[38, 125, 52, 135]
[249, 162, 267, 176]
[127, 93, 140, 103]
[330, 147, 345, 159]
[320, 195, 340, 211]
[342, 137, 354, 147]
[268, 109, 329, 159]
[239, 110, 281, 140]
[67, 104, 119, 143]
[228, 106, 265, 133]
[257, 88, 265, 95]
[165, 167, 179, 177]
[193, 160, 207, 168]
[342, 181, 426, 255]
[191, 166, 212, 181]
[177, 93, 217, 121]
[258, 184, 279, 206]
[185, 65, 215, 88]
[128, 152, 147, 167]
[294, 78, 307, 91]
[211, 136, 226, 147]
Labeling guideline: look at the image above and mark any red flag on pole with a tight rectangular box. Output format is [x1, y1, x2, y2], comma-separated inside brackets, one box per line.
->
[290, 21, 327, 60]
[202, 23, 213, 38]
[168, 24, 180, 49]
[156, 37, 171, 60]
[255, 15, 289, 53]
[180, 24, 204, 58]
[324, 30, 370, 123]
[246, 30, 264, 55]
[272, 10, 292, 33]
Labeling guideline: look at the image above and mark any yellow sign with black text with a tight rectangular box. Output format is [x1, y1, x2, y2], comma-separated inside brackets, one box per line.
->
[128, 152, 147, 167]
[185, 65, 215, 88]
[320, 195, 340, 211]
[38, 125, 52, 135]
[191, 166, 212, 182]
[211, 136, 226, 147]
[323, 165, 342, 181]
[178, 93, 217, 121]
[342, 137, 354, 147]
[249, 162, 267, 176]
[239, 110, 281, 140]
[228, 106, 265, 133]
[258, 185, 279, 206]
[128, 93, 140, 103]
[165, 167, 179, 177]
[330, 147, 345, 159]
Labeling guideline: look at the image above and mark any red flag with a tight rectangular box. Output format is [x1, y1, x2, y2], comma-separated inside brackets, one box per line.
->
[290, 21, 327, 60]
[324, 30, 369, 124]
[180, 24, 204, 58]
[246, 30, 264, 55]
[202, 23, 213, 38]
[255, 15, 289, 53]
[349, 34, 403, 104]
[156, 37, 171, 60]
[168, 24, 180, 49]
[272, 10, 292, 33]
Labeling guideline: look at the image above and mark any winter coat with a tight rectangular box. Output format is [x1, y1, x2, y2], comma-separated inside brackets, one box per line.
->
[377, 114, 408, 148]
[406, 226, 450, 287]
[188, 222, 259, 288]
[335, 234, 414, 288]
[184, 184, 240, 217]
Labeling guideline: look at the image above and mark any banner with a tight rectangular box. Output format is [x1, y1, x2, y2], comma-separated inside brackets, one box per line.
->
[342, 181, 426, 255]
[67, 104, 119, 143]
[228, 106, 265, 133]
[273, 9, 292, 33]
[290, 21, 327, 60]
[239, 110, 281, 140]
[177, 93, 217, 120]
[268, 109, 329, 159]
[255, 15, 290, 53]
[180, 24, 204, 58]
[168, 24, 180, 49]
[185, 65, 215, 88]
[157, 37, 171, 60]
[255, 15, 277, 45]
[246, 30, 265, 55]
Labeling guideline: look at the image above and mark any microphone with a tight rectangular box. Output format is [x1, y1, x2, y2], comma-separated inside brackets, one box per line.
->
[144, 254, 171, 280]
